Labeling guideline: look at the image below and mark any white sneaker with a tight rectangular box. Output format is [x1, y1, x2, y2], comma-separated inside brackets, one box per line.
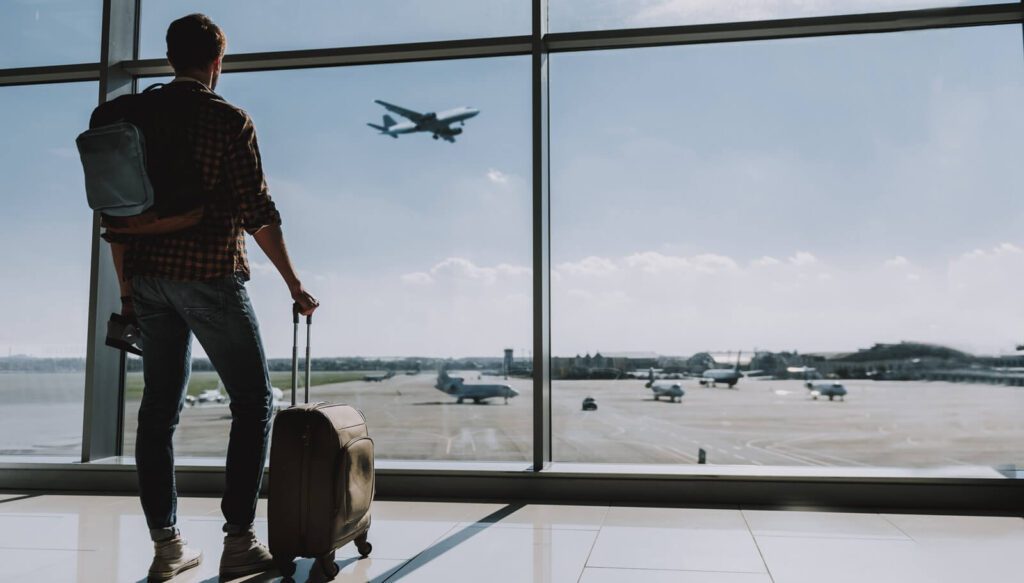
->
[148, 534, 202, 582]
[219, 529, 275, 579]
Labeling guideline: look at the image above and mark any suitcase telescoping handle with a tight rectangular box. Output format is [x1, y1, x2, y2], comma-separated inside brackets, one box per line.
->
[291, 303, 312, 406]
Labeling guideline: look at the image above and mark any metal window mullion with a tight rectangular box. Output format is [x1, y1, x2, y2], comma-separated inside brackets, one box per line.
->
[81, 0, 138, 463]
[545, 2, 1024, 53]
[0, 63, 102, 88]
[532, 0, 552, 472]
[123, 36, 534, 77]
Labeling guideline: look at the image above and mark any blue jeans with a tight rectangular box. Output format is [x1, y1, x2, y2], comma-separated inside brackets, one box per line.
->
[132, 273, 273, 539]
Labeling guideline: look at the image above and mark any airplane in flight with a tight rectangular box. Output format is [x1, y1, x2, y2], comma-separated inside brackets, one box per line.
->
[806, 381, 848, 401]
[645, 369, 684, 403]
[367, 100, 480, 142]
[435, 368, 519, 404]
[363, 371, 395, 383]
[700, 351, 744, 388]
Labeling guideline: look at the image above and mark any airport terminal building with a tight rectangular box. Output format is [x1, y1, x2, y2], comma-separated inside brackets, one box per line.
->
[1, 1, 1023, 581]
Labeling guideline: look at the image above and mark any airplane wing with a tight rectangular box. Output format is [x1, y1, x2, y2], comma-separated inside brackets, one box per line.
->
[375, 100, 425, 122]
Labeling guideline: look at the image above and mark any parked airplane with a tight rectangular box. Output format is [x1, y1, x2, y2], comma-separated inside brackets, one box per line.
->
[368, 100, 480, 142]
[806, 381, 848, 401]
[700, 351, 744, 388]
[435, 368, 518, 404]
[185, 388, 226, 406]
[363, 371, 395, 382]
[645, 369, 684, 403]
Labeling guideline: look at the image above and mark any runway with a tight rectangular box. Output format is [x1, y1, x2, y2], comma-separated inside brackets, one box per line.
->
[114, 373, 1024, 469]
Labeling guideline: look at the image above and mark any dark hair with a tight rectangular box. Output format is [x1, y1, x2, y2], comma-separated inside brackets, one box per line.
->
[166, 14, 226, 72]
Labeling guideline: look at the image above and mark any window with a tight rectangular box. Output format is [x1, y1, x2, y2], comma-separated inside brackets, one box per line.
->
[0, 0, 102, 68]
[121, 58, 533, 462]
[551, 25, 1024, 472]
[551, 0, 1001, 34]
[0, 82, 97, 458]
[140, 0, 529, 59]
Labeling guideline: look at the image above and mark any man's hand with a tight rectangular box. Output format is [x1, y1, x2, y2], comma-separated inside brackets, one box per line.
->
[121, 297, 136, 319]
[290, 282, 319, 316]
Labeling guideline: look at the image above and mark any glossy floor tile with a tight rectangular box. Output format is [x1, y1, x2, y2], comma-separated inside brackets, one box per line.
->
[757, 536, 937, 583]
[587, 525, 768, 573]
[580, 569, 773, 583]
[384, 525, 597, 583]
[743, 509, 909, 540]
[0, 494, 1021, 583]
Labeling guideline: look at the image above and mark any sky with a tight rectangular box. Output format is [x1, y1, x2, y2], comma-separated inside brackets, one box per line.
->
[2, 2, 1023, 359]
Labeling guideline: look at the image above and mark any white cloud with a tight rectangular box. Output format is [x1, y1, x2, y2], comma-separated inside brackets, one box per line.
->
[249, 261, 276, 277]
[497, 263, 532, 277]
[404, 257, 533, 286]
[232, 245, 1024, 358]
[693, 253, 739, 274]
[557, 256, 618, 276]
[486, 169, 509, 184]
[400, 272, 433, 285]
[884, 256, 910, 268]
[624, 251, 690, 274]
[788, 251, 818, 267]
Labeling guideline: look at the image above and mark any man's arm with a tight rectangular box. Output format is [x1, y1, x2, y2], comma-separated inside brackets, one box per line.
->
[110, 241, 134, 317]
[224, 114, 318, 315]
[252, 225, 318, 316]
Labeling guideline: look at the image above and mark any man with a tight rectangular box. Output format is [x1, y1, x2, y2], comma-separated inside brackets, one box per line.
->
[103, 14, 318, 581]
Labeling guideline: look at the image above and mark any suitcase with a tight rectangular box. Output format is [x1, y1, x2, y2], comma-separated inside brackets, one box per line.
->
[269, 304, 374, 581]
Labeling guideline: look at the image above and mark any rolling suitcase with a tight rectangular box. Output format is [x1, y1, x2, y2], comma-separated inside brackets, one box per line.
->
[269, 304, 374, 581]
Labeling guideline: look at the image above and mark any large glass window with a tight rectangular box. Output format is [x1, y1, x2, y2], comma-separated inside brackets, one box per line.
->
[551, 25, 1024, 471]
[0, 1, 102, 68]
[140, 0, 529, 59]
[0, 82, 97, 457]
[121, 57, 533, 462]
[551, 1, 1000, 34]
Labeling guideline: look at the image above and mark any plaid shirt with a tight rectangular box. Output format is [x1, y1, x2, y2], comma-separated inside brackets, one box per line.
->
[103, 79, 281, 282]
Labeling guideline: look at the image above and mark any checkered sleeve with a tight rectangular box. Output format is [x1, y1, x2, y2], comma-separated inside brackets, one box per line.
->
[225, 113, 282, 235]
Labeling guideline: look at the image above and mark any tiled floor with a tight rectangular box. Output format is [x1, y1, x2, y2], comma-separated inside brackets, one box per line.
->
[0, 495, 1021, 582]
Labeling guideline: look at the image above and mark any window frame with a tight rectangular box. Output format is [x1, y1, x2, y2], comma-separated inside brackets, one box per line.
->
[0, 0, 1021, 514]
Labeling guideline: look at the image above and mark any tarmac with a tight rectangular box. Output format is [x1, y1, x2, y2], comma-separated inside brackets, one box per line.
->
[113, 373, 1024, 469]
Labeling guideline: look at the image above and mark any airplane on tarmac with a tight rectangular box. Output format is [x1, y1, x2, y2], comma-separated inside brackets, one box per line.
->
[806, 381, 848, 401]
[435, 368, 519, 404]
[363, 371, 395, 382]
[700, 351, 745, 388]
[645, 369, 684, 403]
[185, 388, 226, 406]
[270, 387, 285, 412]
[367, 100, 480, 142]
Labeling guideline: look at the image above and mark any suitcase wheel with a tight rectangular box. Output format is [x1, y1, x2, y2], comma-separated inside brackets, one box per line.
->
[355, 531, 372, 558]
[356, 540, 372, 558]
[314, 551, 340, 580]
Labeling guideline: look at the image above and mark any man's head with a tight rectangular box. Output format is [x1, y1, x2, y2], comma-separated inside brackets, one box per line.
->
[166, 14, 226, 89]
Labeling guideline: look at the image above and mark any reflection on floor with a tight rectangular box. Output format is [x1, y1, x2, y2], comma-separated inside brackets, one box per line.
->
[0, 494, 1021, 582]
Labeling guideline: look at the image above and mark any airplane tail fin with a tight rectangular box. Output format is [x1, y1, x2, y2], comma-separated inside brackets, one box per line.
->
[367, 122, 385, 132]
[383, 114, 397, 129]
[736, 350, 742, 372]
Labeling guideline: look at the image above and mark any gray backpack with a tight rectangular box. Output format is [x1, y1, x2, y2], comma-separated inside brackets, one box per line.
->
[77, 121, 154, 217]
[77, 82, 220, 235]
